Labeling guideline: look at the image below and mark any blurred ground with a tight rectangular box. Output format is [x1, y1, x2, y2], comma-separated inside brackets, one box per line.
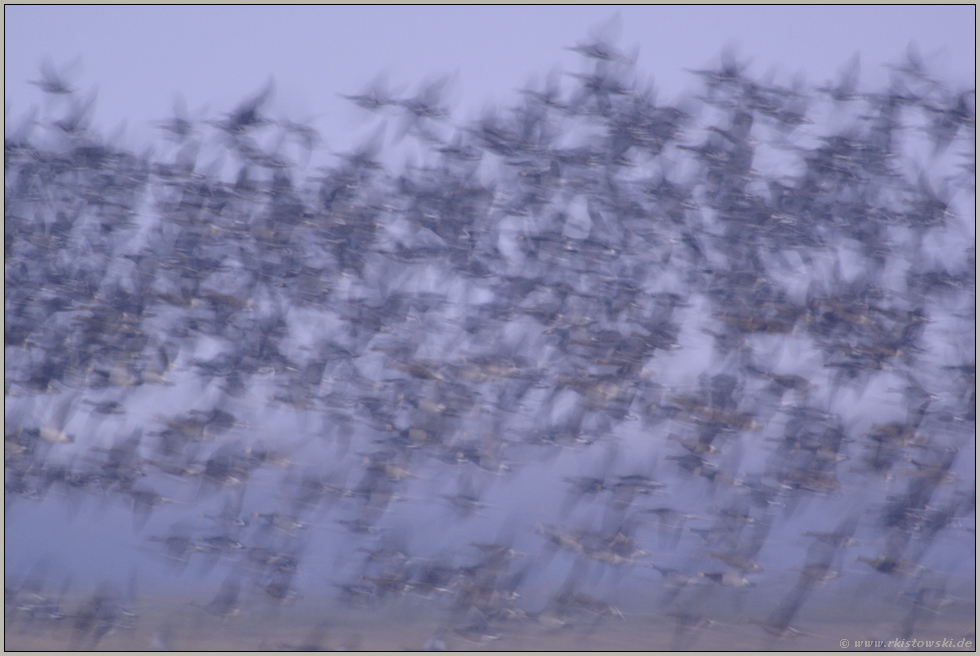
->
[5, 584, 975, 651]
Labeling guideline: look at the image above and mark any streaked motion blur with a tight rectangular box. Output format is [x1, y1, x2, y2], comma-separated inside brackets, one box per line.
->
[5, 32, 975, 651]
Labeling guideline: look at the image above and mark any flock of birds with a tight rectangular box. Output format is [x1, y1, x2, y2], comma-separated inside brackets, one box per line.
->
[4, 36, 976, 650]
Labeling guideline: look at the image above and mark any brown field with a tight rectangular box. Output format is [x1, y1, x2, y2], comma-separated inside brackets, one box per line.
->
[5, 591, 975, 651]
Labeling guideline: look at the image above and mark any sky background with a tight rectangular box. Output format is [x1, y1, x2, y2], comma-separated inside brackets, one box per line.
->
[5, 5, 976, 160]
[4, 3, 976, 624]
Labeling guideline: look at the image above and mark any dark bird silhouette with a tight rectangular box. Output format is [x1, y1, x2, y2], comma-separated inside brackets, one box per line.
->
[29, 57, 80, 95]
[340, 73, 396, 111]
[213, 78, 274, 135]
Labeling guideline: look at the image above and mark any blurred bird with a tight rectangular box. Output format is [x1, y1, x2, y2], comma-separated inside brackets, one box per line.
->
[29, 57, 80, 95]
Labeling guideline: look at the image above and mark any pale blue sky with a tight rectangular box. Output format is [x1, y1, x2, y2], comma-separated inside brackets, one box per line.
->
[6, 5, 975, 153]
